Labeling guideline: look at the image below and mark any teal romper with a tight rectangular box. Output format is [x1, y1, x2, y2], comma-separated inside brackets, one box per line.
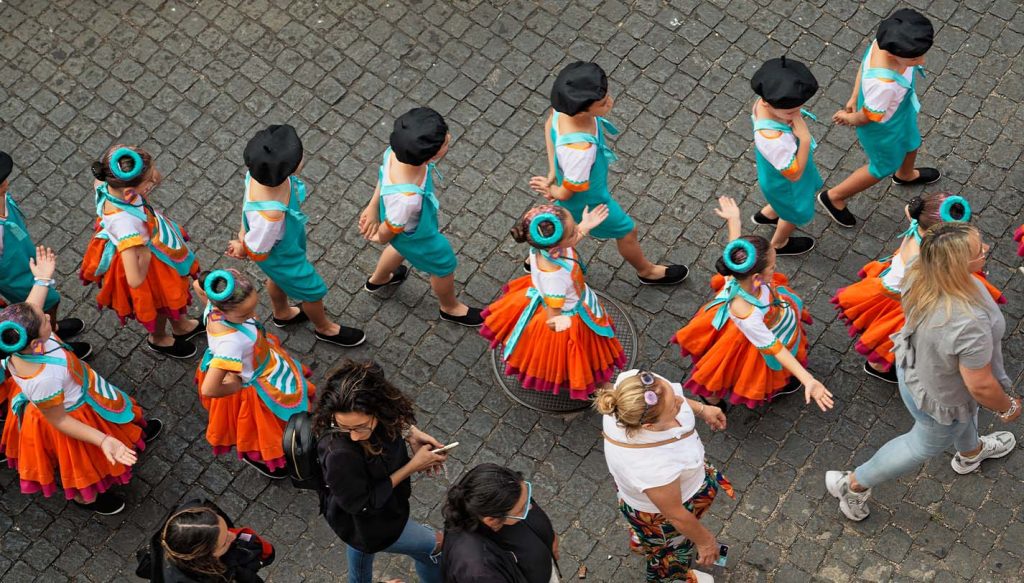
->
[242, 174, 328, 303]
[550, 112, 635, 240]
[0, 194, 59, 310]
[752, 110, 824, 226]
[855, 43, 925, 179]
[377, 148, 458, 278]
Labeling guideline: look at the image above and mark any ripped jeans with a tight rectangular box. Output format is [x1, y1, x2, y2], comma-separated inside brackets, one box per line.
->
[346, 519, 442, 583]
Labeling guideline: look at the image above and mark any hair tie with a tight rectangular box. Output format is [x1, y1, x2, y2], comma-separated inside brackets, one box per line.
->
[723, 239, 757, 273]
[108, 147, 144, 182]
[528, 212, 564, 247]
[939, 195, 971, 223]
[204, 270, 236, 302]
[0, 321, 29, 353]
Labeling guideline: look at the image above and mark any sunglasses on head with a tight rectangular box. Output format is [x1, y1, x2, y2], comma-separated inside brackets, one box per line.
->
[638, 371, 659, 423]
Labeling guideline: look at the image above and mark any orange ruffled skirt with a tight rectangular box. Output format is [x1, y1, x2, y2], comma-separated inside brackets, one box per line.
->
[80, 223, 199, 333]
[481, 275, 626, 400]
[1, 382, 146, 501]
[672, 273, 811, 408]
[194, 335, 314, 471]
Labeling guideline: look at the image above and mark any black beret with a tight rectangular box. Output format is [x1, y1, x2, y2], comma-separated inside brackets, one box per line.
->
[0, 151, 11, 183]
[877, 9, 934, 58]
[390, 108, 449, 166]
[550, 62, 608, 116]
[751, 56, 819, 109]
[244, 125, 303, 187]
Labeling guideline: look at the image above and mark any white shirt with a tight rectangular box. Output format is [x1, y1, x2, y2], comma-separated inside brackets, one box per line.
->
[881, 253, 907, 291]
[206, 321, 258, 382]
[555, 142, 597, 191]
[862, 48, 914, 124]
[381, 153, 425, 234]
[530, 248, 580, 311]
[242, 178, 286, 257]
[602, 375, 706, 513]
[7, 337, 82, 409]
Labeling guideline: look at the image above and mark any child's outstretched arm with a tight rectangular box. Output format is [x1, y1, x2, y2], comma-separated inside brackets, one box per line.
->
[714, 196, 742, 241]
[529, 112, 573, 201]
[845, 60, 863, 113]
[26, 246, 56, 310]
[359, 181, 382, 240]
[774, 349, 834, 411]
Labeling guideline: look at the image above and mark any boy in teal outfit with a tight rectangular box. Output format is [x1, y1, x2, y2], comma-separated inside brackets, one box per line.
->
[529, 62, 688, 286]
[359, 108, 483, 327]
[749, 56, 822, 256]
[0, 151, 90, 358]
[820, 8, 937, 228]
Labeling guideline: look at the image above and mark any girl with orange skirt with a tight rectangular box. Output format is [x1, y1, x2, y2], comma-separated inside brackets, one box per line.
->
[80, 145, 203, 359]
[673, 197, 834, 412]
[832, 193, 1004, 384]
[481, 204, 626, 400]
[193, 269, 314, 479]
[1, 247, 161, 514]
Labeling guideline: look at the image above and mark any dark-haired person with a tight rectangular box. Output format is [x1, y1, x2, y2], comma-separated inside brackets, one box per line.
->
[192, 269, 314, 479]
[1, 247, 161, 514]
[672, 196, 833, 411]
[441, 464, 559, 583]
[80, 144, 203, 358]
[481, 203, 626, 401]
[528, 61, 688, 286]
[227, 124, 365, 347]
[314, 360, 449, 583]
[821, 8, 937, 227]
[833, 193, 1004, 384]
[136, 499, 275, 582]
[0, 150, 90, 359]
[827, 223, 1020, 522]
[357, 107, 483, 326]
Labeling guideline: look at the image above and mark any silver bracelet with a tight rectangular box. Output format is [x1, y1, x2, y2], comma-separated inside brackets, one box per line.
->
[998, 398, 1018, 420]
[401, 424, 415, 440]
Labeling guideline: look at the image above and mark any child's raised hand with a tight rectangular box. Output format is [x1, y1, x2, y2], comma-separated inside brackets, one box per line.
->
[714, 196, 741, 223]
[29, 246, 57, 280]
[359, 205, 380, 240]
[580, 204, 609, 231]
[226, 240, 247, 259]
[792, 115, 811, 141]
[805, 379, 835, 412]
[528, 176, 555, 201]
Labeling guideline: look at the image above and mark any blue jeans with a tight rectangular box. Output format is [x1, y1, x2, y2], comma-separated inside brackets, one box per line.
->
[346, 519, 442, 583]
[854, 366, 980, 489]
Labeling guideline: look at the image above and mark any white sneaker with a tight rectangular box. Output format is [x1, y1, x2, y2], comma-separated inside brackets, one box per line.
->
[951, 431, 1016, 475]
[825, 470, 871, 521]
[692, 570, 714, 583]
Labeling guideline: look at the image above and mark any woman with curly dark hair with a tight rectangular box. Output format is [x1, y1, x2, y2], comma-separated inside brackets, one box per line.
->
[313, 359, 450, 583]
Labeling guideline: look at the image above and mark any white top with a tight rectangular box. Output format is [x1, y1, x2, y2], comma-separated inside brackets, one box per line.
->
[754, 126, 800, 176]
[207, 321, 258, 382]
[862, 52, 913, 124]
[102, 204, 150, 251]
[728, 284, 777, 350]
[242, 179, 286, 257]
[602, 374, 705, 513]
[881, 253, 907, 291]
[556, 142, 597, 191]
[7, 337, 82, 409]
[530, 249, 579, 311]
[381, 153, 425, 234]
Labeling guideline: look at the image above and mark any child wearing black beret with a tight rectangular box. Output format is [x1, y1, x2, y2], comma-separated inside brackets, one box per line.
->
[228, 125, 365, 347]
[358, 108, 483, 326]
[749, 56, 822, 256]
[821, 8, 937, 228]
[529, 62, 689, 286]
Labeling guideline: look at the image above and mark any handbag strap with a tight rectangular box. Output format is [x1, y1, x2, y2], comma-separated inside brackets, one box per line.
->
[602, 429, 694, 449]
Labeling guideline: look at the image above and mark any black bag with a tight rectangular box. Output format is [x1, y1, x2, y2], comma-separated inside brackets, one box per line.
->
[282, 411, 322, 490]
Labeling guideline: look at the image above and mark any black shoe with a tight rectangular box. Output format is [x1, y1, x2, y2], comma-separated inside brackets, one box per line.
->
[243, 457, 289, 479]
[751, 211, 779, 226]
[69, 341, 93, 361]
[56, 318, 85, 338]
[638, 265, 689, 286]
[147, 338, 197, 359]
[892, 167, 940, 186]
[522, 259, 531, 274]
[863, 361, 898, 384]
[315, 326, 366, 347]
[364, 265, 409, 293]
[774, 236, 816, 256]
[272, 307, 309, 328]
[142, 418, 163, 444]
[172, 320, 205, 341]
[73, 492, 125, 515]
[699, 395, 730, 415]
[817, 190, 857, 228]
[439, 307, 484, 327]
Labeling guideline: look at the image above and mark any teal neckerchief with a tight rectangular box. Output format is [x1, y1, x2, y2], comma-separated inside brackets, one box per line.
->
[862, 45, 925, 113]
[554, 117, 620, 165]
[706, 278, 771, 330]
[535, 247, 587, 275]
[95, 183, 149, 222]
[243, 174, 310, 227]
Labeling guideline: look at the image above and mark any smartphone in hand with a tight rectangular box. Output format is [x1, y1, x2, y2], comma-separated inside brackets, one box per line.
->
[431, 442, 459, 454]
[714, 544, 729, 568]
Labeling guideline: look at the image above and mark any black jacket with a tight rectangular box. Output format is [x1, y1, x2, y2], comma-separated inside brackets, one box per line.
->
[317, 429, 413, 553]
[441, 501, 557, 583]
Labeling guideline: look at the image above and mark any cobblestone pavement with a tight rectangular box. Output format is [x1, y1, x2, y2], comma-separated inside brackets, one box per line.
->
[1, 0, 1023, 581]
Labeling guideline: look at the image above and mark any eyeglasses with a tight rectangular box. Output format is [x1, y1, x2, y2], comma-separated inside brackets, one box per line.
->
[334, 419, 375, 435]
[638, 372, 659, 423]
[503, 481, 533, 521]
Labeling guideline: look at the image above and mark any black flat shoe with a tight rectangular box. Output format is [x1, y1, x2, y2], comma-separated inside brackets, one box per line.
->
[775, 237, 816, 256]
[147, 338, 197, 359]
[522, 259, 531, 274]
[817, 190, 857, 228]
[364, 265, 409, 293]
[892, 167, 940, 186]
[315, 326, 366, 347]
[56, 318, 85, 339]
[751, 211, 779, 226]
[243, 457, 289, 480]
[69, 341, 93, 361]
[73, 492, 125, 515]
[272, 307, 309, 328]
[863, 361, 898, 384]
[440, 307, 484, 327]
[142, 418, 163, 444]
[172, 320, 206, 341]
[638, 265, 689, 286]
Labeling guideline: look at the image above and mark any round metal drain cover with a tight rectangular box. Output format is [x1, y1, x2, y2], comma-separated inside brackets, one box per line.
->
[491, 290, 638, 413]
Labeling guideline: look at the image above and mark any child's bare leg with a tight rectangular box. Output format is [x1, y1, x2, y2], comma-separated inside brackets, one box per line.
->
[266, 280, 298, 320]
[616, 228, 665, 279]
[869, 361, 888, 372]
[431, 274, 468, 316]
[826, 166, 880, 207]
[169, 313, 199, 335]
[149, 314, 172, 345]
[301, 300, 341, 336]
[369, 246, 405, 286]
[771, 220, 799, 249]
[760, 205, 778, 219]
[893, 149, 919, 182]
